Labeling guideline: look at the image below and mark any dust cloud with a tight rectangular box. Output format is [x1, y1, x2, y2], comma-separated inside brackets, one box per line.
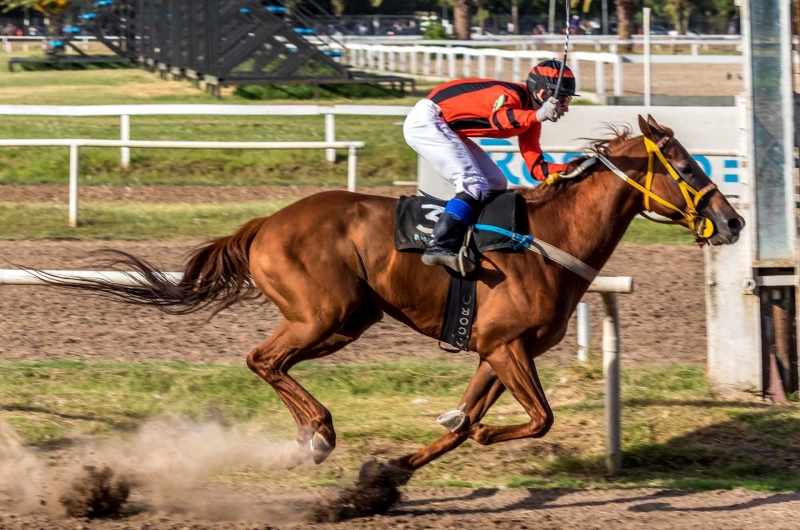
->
[0, 415, 310, 521]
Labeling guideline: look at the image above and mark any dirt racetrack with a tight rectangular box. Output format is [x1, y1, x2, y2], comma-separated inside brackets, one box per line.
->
[0, 240, 705, 366]
[2, 239, 762, 530]
[0, 486, 797, 529]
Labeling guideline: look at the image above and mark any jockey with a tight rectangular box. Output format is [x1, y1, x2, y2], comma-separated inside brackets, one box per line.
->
[403, 59, 576, 273]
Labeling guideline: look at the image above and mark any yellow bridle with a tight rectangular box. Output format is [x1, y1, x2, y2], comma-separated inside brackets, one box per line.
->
[551, 135, 718, 239]
[638, 136, 718, 238]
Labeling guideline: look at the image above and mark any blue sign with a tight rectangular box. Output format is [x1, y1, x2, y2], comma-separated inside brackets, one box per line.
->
[476, 138, 741, 195]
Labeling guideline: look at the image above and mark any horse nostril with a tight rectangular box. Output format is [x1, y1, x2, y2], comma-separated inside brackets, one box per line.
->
[727, 217, 743, 234]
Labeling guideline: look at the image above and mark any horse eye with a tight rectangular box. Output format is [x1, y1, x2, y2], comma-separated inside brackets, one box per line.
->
[679, 164, 692, 174]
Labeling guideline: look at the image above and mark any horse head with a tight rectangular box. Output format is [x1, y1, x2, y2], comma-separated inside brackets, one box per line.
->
[636, 115, 744, 246]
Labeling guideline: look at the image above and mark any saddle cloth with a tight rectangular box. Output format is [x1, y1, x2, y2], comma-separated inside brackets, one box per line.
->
[394, 191, 527, 254]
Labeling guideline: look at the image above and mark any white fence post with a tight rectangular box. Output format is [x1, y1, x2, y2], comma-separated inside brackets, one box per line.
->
[479, 53, 487, 78]
[602, 292, 621, 475]
[595, 60, 605, 95]
[614, 58, 623, 97]
[577, 302, 590, 362]
[120, 114, 130, 170]
[448, 50, 456, 78]
[69, 143, 79, 228]
[347, 146, 358, 192]
[423, 51, 430, 76]
[494, 52, 503, 78]
[644, 8, 652, 107]
[570, 56, 581, 94]
[512, 53, 521, 81]
[436, 51, 443, 76]
[325, 113, 336, 163]
[463, 51, 471, 77]
[378, 49, 385, 71]
[410, 49, 417, 75]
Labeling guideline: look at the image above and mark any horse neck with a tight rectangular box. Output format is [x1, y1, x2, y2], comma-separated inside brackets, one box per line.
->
[526, 139, 647, 274]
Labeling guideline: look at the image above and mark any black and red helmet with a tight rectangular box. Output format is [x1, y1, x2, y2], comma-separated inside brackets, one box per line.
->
[526, 59, 577, 104]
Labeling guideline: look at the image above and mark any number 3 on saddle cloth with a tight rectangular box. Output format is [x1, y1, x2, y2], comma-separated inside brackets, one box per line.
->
[394, 191, 528, 352]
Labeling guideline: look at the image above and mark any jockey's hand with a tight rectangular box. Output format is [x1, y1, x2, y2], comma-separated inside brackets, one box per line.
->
[544, 172, 562, 186]
[536, 97, 560, 123]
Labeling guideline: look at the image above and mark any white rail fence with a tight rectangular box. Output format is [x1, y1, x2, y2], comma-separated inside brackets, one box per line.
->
[0, 138, 365, 227]
[0, 104, 408, 166]
[0, 269, 632, 473]
[342, 43, 744, 99]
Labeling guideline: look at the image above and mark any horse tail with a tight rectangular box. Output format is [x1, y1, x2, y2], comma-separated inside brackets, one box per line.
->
[33, 216, 269, 316]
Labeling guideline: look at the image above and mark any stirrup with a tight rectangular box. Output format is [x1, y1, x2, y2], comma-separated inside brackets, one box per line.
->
[457, 227, 475, 277]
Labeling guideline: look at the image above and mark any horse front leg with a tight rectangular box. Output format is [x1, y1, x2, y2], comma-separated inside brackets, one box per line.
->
[389, 359, 506, 473]
[466, 341, 554, 445]
[313, 358, 507, 522]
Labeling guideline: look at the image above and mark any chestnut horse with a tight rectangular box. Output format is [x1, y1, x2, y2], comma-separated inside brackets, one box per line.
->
[39, 116, 743, 489]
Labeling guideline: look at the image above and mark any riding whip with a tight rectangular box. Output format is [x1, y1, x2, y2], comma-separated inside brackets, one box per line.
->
[553, 0, 571, 100]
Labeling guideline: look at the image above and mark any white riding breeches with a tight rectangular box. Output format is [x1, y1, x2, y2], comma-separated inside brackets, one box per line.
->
[403, 99, 508, 202]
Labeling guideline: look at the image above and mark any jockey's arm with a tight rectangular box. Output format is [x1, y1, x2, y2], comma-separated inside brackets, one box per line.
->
[487, 105, 541, 131]
[518, 125, 569, 181]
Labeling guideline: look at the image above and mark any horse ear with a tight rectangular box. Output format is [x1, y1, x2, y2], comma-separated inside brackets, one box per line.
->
[638, 115, 658, 140]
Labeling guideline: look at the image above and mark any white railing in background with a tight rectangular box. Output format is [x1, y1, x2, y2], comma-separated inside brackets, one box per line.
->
[330, 35, 742, 51]
[0, 138, 365, 227]
[0, 104, 408, 166]
[0, 268, 632, 474]
[341, 43, 744, 100]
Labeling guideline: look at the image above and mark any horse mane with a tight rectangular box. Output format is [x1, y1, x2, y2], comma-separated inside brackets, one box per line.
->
[516, 124, 636, 207]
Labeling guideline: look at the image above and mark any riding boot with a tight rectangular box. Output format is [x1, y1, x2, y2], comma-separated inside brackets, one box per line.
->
[422, 193, 478, 274]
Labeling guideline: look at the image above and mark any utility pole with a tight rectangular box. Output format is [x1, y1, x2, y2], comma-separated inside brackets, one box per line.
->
[549, 0, 556, 34]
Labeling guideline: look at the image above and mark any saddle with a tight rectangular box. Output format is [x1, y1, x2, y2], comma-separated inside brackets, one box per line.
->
[394, 191, 528, 255]
[394, 191, 528, 352]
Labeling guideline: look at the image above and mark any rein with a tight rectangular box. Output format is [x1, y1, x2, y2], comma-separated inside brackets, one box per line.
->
[593, 136, 718, 239]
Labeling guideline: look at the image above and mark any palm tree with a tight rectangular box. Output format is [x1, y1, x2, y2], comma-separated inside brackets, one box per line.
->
[454, 0, 472, 40]
[615, 0, 635, 50]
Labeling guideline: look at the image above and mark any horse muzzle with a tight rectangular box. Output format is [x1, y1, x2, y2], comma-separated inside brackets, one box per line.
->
[705, 212, 744, 246]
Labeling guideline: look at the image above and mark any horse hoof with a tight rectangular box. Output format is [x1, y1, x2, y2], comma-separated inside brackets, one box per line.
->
[309, 431, 334, 465]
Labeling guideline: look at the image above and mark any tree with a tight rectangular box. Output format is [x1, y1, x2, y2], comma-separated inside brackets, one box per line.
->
[0, 1, 71, 36]
[615, 0, 635, 47]
[662, 0, 693, 34]
[454, 0, 472, 39]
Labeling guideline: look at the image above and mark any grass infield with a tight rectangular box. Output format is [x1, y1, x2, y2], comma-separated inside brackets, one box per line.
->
[0, 200, 694, 244]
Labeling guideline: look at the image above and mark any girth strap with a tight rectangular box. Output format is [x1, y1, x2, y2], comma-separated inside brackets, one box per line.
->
[474, 224, 599, 282]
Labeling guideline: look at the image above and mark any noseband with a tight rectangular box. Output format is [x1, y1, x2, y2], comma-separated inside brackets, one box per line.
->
[594, 135, 718, 239]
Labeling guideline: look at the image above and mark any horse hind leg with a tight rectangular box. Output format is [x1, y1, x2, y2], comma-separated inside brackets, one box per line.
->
[247, 298, 382, 465]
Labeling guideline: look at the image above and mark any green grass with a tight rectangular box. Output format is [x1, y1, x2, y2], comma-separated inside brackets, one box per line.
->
[0, 201, 690, 244]
[622, 218, 696, 245]
[1, 359, 797, 491]
[0, 115, 415, 186]
[0, 200, 290, 239]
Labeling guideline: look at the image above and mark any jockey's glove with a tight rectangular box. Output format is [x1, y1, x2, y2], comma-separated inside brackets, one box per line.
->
[544, 172, 562, 186]
[536, 97, 560, 123]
